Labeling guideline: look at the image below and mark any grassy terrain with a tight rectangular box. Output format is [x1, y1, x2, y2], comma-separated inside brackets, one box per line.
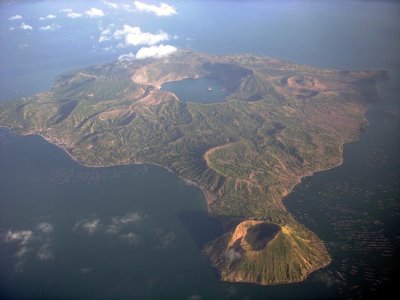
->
[0, 50, 387, 285]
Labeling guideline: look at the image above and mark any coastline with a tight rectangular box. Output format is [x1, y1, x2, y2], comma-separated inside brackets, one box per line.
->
[0, 124, 214, 213]
[0, 117, 354, 286]
[0, 122, 356, 220]
[0, 124, 335, 287]
[0, 84, 373, 286]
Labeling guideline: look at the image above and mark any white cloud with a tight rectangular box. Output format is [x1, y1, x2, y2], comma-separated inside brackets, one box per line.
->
[154, 229, 176, 249]
[3, 230, 34, 270]
[102, 46, 114, 52]
[68, 12, 83, 18]
[105, 223, 119, 234]
[102, 23, 114, 34]
[74, 216, 101, 234]
[16, 246, 30, 258]
[121, 4, 132, 11]
[39, 14, 56, 20]
[98, 23, 115, 42]
[61, 9, 83, 19]
[37, 223, 54, 233]
[113, 25, 169, 46]
[3, 227, 57, 270]
[118, 52, 136, 62]
[20, 23, 33, 30]
[135, 44, 177, 59]
[99, 25, 170, 48]
[103, 0, 119, 9]
[9, 15, 22, 21]
[158, 231, 176, 248]
[39, 24, 59, 31]
[105, 212, 146, 234]
[120, 232, 139, 244]
[4, 230, 33, 244]
[82, 219, 100, 234]
[86, 8, 105, 18]
[36, 224, 55, 261]
[116, 42, 125, 49]
[112, 212, 143, 225]
[37, 242, 54, 261]
[39, 25, 52, 31]
[99, 35, 110, 42]
[134, 1, 177, 17]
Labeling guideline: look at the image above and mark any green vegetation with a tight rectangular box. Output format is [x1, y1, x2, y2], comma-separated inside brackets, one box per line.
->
[0, 50, 387, 285]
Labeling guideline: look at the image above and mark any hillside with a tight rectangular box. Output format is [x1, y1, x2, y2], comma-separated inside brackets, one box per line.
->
[0, 50, 388, 285]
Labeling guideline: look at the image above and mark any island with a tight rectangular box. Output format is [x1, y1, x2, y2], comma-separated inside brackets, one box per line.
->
[0, 50, 388, 285]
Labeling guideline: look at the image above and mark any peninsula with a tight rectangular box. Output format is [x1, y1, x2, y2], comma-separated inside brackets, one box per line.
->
[0, 50, 388, 285]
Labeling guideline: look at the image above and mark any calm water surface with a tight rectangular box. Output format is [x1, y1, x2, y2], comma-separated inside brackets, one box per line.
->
[161, 77, 229, 103]
[0, 129, 224, 299]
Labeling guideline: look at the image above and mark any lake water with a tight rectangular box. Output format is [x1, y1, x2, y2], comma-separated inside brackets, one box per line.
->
[0, 0, 399, 299]
[161, 77, 229, 104]
[0, 129, 225, 299]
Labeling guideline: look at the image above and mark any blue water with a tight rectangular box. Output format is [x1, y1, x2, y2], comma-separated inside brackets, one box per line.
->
[161, 77, 229, 103]
[0, 0, 399, 299]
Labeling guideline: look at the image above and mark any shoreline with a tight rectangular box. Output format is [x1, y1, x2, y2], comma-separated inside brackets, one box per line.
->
[0, 124, 214, 212]
[0, 103, 368, 286]
[2, 122, 335, 286]
[0, 123, 354, 218]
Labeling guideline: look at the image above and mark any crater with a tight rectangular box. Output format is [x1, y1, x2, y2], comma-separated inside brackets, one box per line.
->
[229, 220, 281, 252]
[202, 63, 252, 93]
[160, 63, 252, 104]
[276, 75, 330, 99]
[242, 222, 281, 251]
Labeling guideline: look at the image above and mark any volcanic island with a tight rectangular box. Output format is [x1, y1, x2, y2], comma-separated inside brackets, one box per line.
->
[0, 50, 388, 285]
